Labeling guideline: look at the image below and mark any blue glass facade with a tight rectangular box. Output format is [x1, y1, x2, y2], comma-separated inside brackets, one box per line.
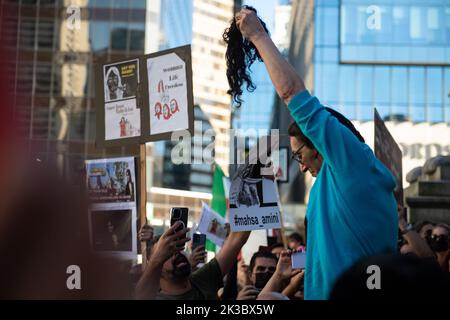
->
[314, 0, 450, 123]
[233, 0, 279, 144]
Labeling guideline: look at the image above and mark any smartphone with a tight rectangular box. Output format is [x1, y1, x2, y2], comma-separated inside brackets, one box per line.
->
[291, 251, 306, 269]
[192, 233, 206, 251]
[170, 207, 188, 231]
[170, 207, 189, 250]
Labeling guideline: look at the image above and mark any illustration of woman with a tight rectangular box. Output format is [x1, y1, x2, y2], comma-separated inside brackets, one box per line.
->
[105, 66, 124, 101]
[124, 169, 134, 200]
[163, 104, 171, 120]
[107, 220, 119, 249]
[119, 117, 127, 137]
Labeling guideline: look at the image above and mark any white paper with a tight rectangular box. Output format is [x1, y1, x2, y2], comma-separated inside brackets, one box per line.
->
[241, 229, 268, 266]
[147, 53, 189, 135]
[105, 98, 141, 140]
[197, 203, 227, 247]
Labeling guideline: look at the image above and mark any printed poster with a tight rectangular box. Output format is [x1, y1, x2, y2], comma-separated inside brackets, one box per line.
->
[103, 59, 141, 140]
[147, 53, 189, 135]
[85, 157, 136, 203]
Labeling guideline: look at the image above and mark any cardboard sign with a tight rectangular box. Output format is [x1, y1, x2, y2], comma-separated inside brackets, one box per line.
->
[95, 45, 194, 147]
[374, 109, 404, 206]
[197, 203, 228, 247]
[229, 136, 282, 232]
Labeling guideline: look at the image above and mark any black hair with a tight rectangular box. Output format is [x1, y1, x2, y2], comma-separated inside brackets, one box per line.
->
[413, 220, 435, 233]
[288, 232, 304, 245]
[269, 243, 285, 251]
[222, 5, 269, 107]
[288, 107, 365, 149]
[249, 251, 278, 274]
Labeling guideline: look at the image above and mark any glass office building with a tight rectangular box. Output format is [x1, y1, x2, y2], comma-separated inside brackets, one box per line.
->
[314, 0, 450, 123]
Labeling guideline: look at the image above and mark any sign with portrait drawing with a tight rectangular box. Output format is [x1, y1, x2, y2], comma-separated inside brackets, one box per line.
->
[229, 136, 282, 232]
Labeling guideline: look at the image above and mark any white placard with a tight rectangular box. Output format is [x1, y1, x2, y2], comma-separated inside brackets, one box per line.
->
[147, 53, 189, 135]
[197, 203, 227, 247]
[229, 137, 282, 232]
[241, 229, 268, 266]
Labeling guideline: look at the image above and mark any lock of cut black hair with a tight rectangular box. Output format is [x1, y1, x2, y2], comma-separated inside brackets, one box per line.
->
[222, 5, 269, 107]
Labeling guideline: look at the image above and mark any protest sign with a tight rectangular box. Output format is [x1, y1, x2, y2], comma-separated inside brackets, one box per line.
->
[96, 45, 194, 147]
[85, 157, 136, 203]
[144, 45, 194, 141]
[374, 109, 404, 206]
[88, 206, 137, 258]
[197, 203, 228, 247]
[241, 229, 268, 265]
[229, 136, 282, 232]
[100, 59, 141, 144]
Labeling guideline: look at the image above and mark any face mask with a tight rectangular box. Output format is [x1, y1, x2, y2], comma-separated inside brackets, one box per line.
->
[254, 272, 274, 289]
[429, 235, 449, 252]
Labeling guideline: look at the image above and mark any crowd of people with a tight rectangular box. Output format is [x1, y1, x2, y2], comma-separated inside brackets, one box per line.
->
[133, 213, 449, 300]
[1, 7, 449, 300]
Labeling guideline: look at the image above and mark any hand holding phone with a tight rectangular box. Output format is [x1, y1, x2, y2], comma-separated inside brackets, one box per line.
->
[291, 250, 306, 269]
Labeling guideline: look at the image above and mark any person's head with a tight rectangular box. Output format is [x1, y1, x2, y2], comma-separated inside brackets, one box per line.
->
[414, 220, 435, 240]
[330, 253, 450, 300]
[126, 169, 132, 182]
[161, 251, 192, 283]
[287, 232, 304, 250]
[288, 108, 365, 177]
[107, 68, 120, 93]
[430, 224, 449, 253]
[270, 243, 285, 259]
[248, 251, 278, 289]
[288, 123, 323, 177]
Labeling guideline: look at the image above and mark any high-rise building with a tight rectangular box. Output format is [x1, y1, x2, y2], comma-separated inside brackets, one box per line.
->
[2, 0, 148, 176]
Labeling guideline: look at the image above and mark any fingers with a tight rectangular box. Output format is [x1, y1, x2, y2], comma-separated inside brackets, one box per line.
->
[291, 269, 302, 277]
[193, 245, 205, 253]
[174, 236, 191, 247]
[166, 223, 189, 240]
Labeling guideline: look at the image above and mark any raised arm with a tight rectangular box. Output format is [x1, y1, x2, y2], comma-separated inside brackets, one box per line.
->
[135, 222, 190, 300]
[236, 8, 305, 105]
[215, 230, 251, 277]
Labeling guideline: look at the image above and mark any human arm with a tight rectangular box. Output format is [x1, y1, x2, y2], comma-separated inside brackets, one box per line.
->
[281, 269, 305, 298]
[215, 230, 251, 277]
[235, 8, 305, 105]
[398, 208, 435, 258]
[135, 221, 190, 300]
[260, 250, 293, 294]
